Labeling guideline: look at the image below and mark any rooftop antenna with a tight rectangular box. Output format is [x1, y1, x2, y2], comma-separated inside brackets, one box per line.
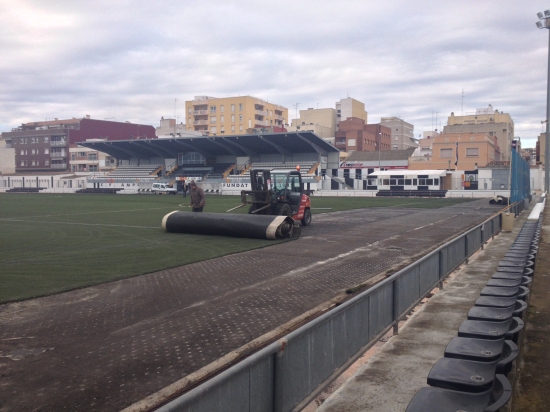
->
[461, 89, 465, 116]
[293, 103, 300, 124]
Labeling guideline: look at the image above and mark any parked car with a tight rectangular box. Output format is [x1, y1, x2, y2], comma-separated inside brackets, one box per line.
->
[151, 183, 177, 195]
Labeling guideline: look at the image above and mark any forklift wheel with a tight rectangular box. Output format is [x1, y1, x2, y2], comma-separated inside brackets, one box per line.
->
[301, 209, 312, 226]
[275, 203, 292, 217]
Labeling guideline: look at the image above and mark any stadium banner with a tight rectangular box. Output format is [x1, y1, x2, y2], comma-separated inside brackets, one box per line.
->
[221, 182, 251, 191]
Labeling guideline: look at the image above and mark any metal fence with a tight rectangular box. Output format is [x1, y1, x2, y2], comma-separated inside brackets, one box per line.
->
[157, 202, 525, 412]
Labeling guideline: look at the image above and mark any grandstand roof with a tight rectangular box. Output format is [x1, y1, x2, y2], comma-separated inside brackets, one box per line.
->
[78, 132, 338, 160]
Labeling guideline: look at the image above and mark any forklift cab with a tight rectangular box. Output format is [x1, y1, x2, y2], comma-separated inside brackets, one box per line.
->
[271, 171, 303, 215]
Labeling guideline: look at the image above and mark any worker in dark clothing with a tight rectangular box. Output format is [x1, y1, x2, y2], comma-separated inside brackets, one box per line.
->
[181, 181, 187, 198]
[189, 180, 205, 212]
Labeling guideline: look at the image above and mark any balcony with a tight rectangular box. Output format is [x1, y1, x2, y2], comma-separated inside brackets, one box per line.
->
[193, 120, 208, 125]
[275, 114, 284, 120]
[255, 120, 269, 127]
[51, 163, 67, 169]
[50, 140, 67, 146]
[255, 110, 267, 116]
[51, 152, 67, 158]
[193, 110, 208, 115]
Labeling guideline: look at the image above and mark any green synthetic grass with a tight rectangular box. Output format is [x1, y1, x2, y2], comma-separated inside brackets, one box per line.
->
[0, 193, 475, 303]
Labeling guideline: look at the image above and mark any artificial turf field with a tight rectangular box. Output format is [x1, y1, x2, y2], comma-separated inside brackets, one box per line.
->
[0, 193, 475, 303]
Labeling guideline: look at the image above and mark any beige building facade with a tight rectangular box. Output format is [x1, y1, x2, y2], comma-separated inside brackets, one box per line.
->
[409, 132, 500, 171]
[290, 108, 337, 138]
[444, 105, 514, 161]
[336, 97, 368, 128]
[185, 96, 288, 135]
[0, 138, 16, 174]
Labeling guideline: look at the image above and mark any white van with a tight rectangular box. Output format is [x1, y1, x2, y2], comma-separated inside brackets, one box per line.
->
[151, 183, 177, 195]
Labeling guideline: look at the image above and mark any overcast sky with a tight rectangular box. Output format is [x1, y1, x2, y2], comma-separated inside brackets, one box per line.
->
[1, 0, 550, 147]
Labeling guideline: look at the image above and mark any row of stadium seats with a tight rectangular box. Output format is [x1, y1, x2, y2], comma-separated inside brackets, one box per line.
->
[406, 220, 540, 412]
[95, 164, 163, 179]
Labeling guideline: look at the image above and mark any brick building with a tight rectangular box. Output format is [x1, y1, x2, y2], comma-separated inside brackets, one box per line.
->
[335, 117, 391, 153]
[2, 116, 155, 173]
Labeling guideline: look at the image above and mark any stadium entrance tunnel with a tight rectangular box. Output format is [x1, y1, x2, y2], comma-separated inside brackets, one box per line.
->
[161, 212, 299, 240]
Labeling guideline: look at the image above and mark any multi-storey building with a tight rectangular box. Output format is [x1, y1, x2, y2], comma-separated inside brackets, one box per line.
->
[379, 117, 417, 150]
[443, 105, 514, 161]
[184, 96, 288, 135]
[289, 107, 337, 138]
[334, 117, 391, 153]
[155, 117, 202, 138]
[2, 116, 155, 173]
[336, 97, 368, 129]
[409, 132, 500, 171]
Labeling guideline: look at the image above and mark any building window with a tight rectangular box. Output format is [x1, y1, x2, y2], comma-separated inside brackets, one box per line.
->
[270, 110, 273, 117]
[466, 148, 479, 157]
[210, 126, 217, 133]
[78, 152, 86, 157]
[31, 160, 37, 166]
[20, 160, 27, 166]
[231, 104, 235, 112]
[220, 115, 224, 122]
[220, 126, 225, 133]
[44, 148, 49, 154]
[440, 148, 453, 158]
[239, 114, 243, 121]
[188, 107, 192, 113]
[45, 160, 49, 166]
[210, 106, 216, 113]
[220, 105, 224, 113]
[210, 116, 216, 123]
[20, 149, 27, 155]
[88, 152, 97, 160]
[239, 103, 243, 111]
[31, 137, 37, 144]
[44, 137, 49, 143]
[231, 125, 235, 132]
[231, 114, 235, 122]
[239, 125, 243, 131]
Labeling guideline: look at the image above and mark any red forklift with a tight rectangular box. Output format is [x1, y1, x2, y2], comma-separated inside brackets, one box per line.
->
[228, 168, 312, 226]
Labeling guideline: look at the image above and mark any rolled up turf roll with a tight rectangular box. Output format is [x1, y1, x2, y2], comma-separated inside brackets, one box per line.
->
[162, 211, 297, 240]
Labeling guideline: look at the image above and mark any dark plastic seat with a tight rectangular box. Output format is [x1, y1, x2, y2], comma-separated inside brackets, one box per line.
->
[468, 306, 514, 322]
[444, 338, 518, 374]
[516, 286, 530, 302]
[496, 266, 525, 274]
[490, 271, 523, 280]
[486, 278, 522, 288]
[406, 374, 512, 412]
[480, 286, 519, 298]
[444, 337, 504, 362]
[427, 357, 497, 392]
[458, 319, 513, 341]
[520, 276, 532, 287]
[504, 252, 535, 261]
[475, 295, 518, 309]
[512, 300, 528, 319]
[523, 268, 534, 277]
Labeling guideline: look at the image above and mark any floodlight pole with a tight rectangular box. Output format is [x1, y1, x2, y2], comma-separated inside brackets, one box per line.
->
[378, 132, 382, 170]
[546, 25, 550, 193]
[537, 12, 550, 192]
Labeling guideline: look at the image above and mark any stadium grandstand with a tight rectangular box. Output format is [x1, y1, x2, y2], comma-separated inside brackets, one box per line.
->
[79, 132, 340, 193]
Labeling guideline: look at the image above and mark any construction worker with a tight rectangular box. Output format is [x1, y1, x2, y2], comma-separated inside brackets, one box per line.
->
[189, 181, 205, 212]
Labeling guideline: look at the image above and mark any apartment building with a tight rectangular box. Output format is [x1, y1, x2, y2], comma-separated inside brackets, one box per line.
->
[409, 132, 501, 171]
[379, 117, 417, 150]
[2, 116, 155, 173]
[336, 97, 368, 129]
[184, 96, 288, 135]
[335, 117, 391, 153]
[443, 105, 514, 161]
[289, 107, 337, 138]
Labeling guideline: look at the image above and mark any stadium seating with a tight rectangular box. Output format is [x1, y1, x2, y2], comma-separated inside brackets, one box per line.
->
[406, 219, 540, 412]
